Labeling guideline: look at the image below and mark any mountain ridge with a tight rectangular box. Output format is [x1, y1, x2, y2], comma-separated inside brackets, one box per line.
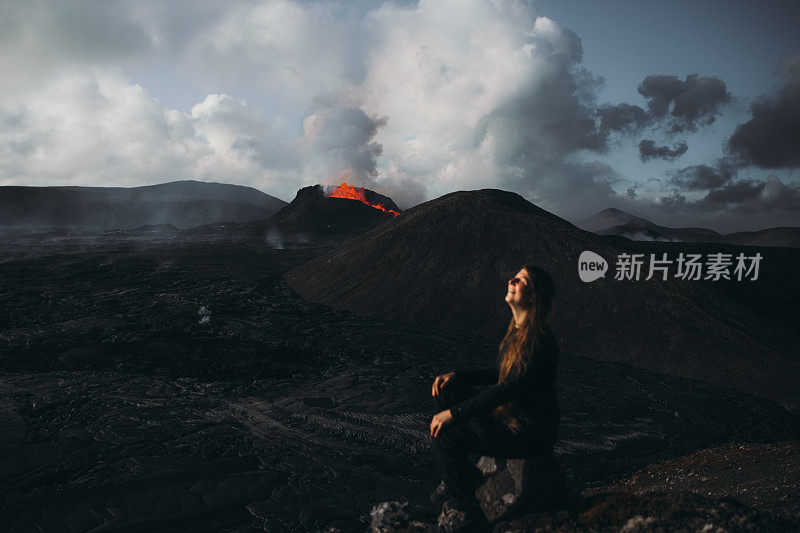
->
[0, 180, 286, 229]
[578, 207, 799, 248]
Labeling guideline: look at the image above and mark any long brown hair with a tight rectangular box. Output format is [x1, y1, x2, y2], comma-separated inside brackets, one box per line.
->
[492, 264, 555, 433]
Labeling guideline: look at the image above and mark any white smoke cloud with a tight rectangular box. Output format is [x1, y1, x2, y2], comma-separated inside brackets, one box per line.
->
[301, 102, 387, 188]
[623, 231, 678, 243]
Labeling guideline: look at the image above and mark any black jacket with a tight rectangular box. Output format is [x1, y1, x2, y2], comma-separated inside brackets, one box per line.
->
[449, 326, 560, 440]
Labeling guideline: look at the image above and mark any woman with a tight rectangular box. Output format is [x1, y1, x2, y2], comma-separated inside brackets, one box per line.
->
[429, 264, 560, 529]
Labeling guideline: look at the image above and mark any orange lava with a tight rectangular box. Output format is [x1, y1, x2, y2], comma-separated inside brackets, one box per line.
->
[325, 183, 400, 217]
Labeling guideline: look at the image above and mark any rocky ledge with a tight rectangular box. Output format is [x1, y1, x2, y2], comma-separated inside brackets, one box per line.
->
[366, 443, 800, 533]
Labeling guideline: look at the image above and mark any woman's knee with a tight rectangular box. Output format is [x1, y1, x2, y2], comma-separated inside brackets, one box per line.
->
[432, 421, 465, 451]
[435, 398, 452, 415]
[432, 389, 453, 411]
[433, 382, 468, 410]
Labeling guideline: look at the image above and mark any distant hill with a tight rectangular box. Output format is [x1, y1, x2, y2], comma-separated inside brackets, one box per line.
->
[286, 189, 800, 410]
[723, 226, 800, 248]
[596, 220, 726, 243]
[576, 207, 652, 231]
[578, 208, 800, 248]
[0, 180, 287, 229]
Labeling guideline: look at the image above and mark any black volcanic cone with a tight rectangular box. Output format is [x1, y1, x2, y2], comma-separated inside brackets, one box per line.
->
[236, 184, 400, 241]
[286, 189, 800, 409]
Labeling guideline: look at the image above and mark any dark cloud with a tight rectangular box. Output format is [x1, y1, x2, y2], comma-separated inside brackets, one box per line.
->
[639, 139, 688, 161]
[723, 176, 800, 213]
[638, 75, 684, 118]
[726, 55, 800, 169]
[757, 175, 800, 212]
[700, 179, 765, 205]
[638, 74, 731, 132]
[648, 176, 800, 226]
[669, 161, 734, 190]
[596, 103, 651, 134]
[690, 176, 800, 216]
[776, 52, 800, 83]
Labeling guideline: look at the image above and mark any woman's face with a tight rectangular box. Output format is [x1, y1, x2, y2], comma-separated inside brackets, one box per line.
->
[505, 268, 533, 307]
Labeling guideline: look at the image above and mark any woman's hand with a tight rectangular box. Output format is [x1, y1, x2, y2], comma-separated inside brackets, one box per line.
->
[431, 372, 455, 397]
[430, 409, 453, 438]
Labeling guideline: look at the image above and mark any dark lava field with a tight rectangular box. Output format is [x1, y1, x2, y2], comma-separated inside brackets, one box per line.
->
[1, 233, 799, 532]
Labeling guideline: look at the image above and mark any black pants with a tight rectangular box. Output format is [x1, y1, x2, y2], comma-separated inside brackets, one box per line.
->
[431, 380, 554, 512]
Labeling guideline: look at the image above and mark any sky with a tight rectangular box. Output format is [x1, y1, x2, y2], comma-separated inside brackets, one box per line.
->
[0, 0, 798, 233]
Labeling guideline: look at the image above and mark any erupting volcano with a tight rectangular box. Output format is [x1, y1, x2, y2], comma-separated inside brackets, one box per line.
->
[227, 184, 402, 243]
[325, 183, 400, 217]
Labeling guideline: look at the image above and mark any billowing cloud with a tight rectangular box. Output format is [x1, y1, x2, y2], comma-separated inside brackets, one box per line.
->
[726, 53, 800, 169]
[0, 70, 302, 198]
[639, 139, 688, 162]
[637, 74, 732, 133]
[0, 71, 193, 185]
[360, 3, 620, 218]
[190, 0, 371, 117]
[190, 93, 300, 176]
